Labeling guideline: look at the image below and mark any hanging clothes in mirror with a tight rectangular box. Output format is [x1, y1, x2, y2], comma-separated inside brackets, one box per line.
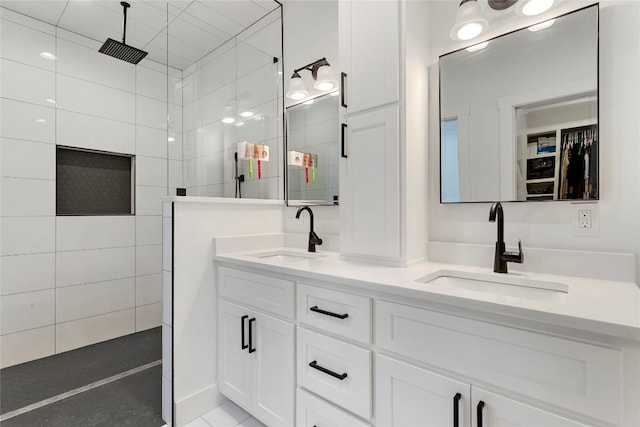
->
[558, 125, 598, 200]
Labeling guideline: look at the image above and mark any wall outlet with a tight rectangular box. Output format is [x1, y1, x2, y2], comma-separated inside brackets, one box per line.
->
[578, 209, 591, 228]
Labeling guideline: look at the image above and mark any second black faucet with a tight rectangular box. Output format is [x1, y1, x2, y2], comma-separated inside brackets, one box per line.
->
[296, 206, 323, 253]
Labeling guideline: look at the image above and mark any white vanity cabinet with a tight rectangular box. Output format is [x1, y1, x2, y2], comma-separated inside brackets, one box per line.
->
[217, 267, 295, 427]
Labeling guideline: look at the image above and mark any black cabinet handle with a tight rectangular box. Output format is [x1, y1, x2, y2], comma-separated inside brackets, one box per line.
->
[453, 393, 461, 427]
[309, 360, 347, 380]
[341, 123, 348, 158]
[310, 306, 349, 319]
[340, 72, 347, 108]
[477, 401, 485, 427]
[248, 317, 256, 353]
[241, 315, 248, 350]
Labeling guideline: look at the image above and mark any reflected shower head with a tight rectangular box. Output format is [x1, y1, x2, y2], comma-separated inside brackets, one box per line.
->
[99, 2, 148, 65]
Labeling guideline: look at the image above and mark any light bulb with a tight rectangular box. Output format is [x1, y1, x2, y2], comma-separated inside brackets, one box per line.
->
[517, 0, 554, 16]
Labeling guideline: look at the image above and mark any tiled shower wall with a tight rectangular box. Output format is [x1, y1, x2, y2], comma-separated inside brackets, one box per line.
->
[0, 9, 179, 368]
[180, 9, 283, 199]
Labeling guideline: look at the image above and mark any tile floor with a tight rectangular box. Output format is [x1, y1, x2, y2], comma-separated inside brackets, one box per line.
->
[163, 400, 265, 427]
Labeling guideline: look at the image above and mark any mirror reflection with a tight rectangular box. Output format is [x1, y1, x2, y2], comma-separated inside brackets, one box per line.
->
[440, 5, 598, 203]
[286, 92, 340, 206]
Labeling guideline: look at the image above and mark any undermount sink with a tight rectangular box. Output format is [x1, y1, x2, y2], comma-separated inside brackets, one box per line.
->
[416, 270, 568, 302]
[250, 249, 326, 262]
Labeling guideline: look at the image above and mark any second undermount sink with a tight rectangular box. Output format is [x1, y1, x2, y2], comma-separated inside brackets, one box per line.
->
[250, 249, 326, 262]
[416, 270, 568, 302]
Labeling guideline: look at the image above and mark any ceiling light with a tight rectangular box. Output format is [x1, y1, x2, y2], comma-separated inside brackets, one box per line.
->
[40, 52, 56, 60]
[466, 41, 489, 52]
[516, 0, 554, 16]
[240, 111, 254, 118]
[222, 117, 235, 124]
[286, 58, 337, 100]
[528, 19, 555, 31]
[450, 0, 488, 41]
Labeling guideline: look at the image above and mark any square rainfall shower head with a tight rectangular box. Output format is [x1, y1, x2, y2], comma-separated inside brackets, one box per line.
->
[99, 38, 148, 65]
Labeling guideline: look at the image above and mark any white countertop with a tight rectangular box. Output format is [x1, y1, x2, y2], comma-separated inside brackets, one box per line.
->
[214, 246, 640, 344]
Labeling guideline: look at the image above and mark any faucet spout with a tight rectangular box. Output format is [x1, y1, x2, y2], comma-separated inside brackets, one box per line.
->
[296, 206, 322, 253]
[488, 202, 523, 273]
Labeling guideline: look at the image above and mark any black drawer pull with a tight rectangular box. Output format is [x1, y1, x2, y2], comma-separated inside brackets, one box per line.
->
[477, 401, 485, 427]
[309, 360, 347, 380]
[340, 72, 347, 108]
[310, 306, 349, 319]
[453, 393, 461, 427]
[248, 317, 256, 353]
[341, 123, 348, 158]
[241, 315, 248, 350]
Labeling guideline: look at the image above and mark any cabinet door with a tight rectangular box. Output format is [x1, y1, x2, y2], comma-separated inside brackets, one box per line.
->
[252, 312, 295, 427]
[339, 0, 399, 113]
[472, 387, 589, 427]
[218, 299, 252, 408]
[376, 354, 471, 427]
[340, 105, 400, 259]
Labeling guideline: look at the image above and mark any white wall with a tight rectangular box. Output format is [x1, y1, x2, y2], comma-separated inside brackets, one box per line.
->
[0, 8, 176, 367]
[427, 1, 640, 283]
[180, 9, 284, 200]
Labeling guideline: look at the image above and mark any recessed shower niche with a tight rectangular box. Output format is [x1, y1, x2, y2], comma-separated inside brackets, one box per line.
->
[56, 146, 134, 215]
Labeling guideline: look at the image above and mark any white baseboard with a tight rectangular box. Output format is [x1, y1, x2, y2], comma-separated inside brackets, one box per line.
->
[174, 383, 226, 427]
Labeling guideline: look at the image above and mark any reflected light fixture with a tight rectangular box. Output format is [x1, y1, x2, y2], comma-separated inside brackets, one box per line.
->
[528, 18, 555, 31]
[466, 41, 489, 52]
[40, 52, 56, 60]
[516, 0, 554, 16]
[450, 0, 488, 41]
[286, 57, 337, 100]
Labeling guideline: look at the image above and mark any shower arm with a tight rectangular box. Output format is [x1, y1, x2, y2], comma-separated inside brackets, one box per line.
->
[121, 1, 130, 45]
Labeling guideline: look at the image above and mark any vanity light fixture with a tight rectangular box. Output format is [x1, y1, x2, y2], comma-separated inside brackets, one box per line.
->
[516, 0, 554, 16]
[286, 57, 337, 100]
[450, 0, 488, 41]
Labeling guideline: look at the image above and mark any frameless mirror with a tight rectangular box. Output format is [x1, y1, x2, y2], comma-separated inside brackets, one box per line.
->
[440, 5, 598, 203]
[286, 92, 340, 206]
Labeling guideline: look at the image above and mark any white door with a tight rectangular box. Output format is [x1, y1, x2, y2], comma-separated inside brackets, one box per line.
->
[217, 299, 252, 408]
[251, 312, 295, 427]
[340, 105, 400, 259]
[472, 387, 589, 427]
[339, 0, 399, 113]
[376, 354, 471, 427]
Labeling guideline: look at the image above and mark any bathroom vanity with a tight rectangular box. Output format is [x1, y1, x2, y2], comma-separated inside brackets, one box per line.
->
[213, 246, 640, 427]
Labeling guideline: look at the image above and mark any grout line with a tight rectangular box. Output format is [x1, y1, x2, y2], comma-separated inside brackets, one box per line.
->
[0, 359, 162, 422]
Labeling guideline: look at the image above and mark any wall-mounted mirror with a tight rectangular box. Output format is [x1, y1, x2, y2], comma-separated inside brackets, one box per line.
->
[440, 5, 598, 203]
[286, 92, 340, 206]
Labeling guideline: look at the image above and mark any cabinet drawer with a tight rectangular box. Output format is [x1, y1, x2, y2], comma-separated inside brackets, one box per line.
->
[375, 300, 623, 426]
[297, 284, 371, 344]
[297, 327, 371, 420]
[296, 388, 370, 427]
[217, 266, 294, 319]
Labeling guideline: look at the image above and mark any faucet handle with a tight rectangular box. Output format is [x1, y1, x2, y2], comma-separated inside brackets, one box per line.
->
[504, 240, 524, 264]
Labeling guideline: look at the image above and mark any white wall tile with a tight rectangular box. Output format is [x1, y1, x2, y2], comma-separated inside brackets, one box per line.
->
[163, 271, 172, 326]
[136, 273, 162, 306]
[0, 217, 55, 255]
[0, 326, 55, 369]
[236, 40, 273, 79]
[162, 323, 172, 379]
[1, 289, 54, 334]
[201, 82, 235, 125]
[1, 59, 55, 106]
[136, 186, 167, 215]
[1, 138, 55, 179]
[237, 63, 279, 109]
[56, 278, 135, 323]
[168, 134, 183, 160]
[169, 160, 183, 189]
[162, 376, 173, 424]
[168, 101, 183, 134]
[201, 48, 236, 95]
[56, 38, 135, 92]
[136, 302, 162, 331]
[137, 155, 168, 187]
[137, 65, 167, 102]
[57, 110, 135, 154]
[0, 18, 56, 71]
[56, 308, 135, 353]
[1, 253, 55, 295]
[56, 247, 135, 287]
[163, 218, 172, 272]
[1, 178, 55, 216]
[0, 98, 54, 143]
[56, 216, 135, 251]
[57, 74, 135, 123]
[136, 244, 162, 276]
[136, 95, 167, 130]
[136, 125, 168, 158]
[136, 216, 162, 246]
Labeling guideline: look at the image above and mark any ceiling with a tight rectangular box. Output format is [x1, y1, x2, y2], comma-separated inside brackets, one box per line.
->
[0, 0, 281, 70]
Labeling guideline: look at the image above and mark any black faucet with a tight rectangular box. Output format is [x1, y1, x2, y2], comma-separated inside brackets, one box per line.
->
[296, 206, 323, 253]
[488, 202, 523, 273]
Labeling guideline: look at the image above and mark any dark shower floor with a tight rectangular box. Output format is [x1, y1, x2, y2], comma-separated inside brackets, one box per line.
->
[0, 327, 163, 427]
